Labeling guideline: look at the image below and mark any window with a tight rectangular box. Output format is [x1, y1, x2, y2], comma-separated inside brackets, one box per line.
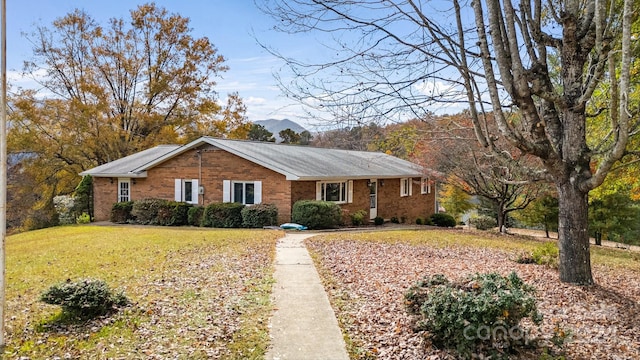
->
[421, 177, 432, 194]
[174, 179, 199, 204]
[316, 181, 353, 203]
[118, 178, 131, 202]
[222, 180, 262, 205]
[400, 178, 412, 197]
[234, 182, 255, 205]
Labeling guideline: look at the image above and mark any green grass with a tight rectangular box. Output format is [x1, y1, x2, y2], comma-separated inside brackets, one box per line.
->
[5, 225, 282, 359]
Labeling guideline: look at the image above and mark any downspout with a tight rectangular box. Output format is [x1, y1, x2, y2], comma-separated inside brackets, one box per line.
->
[197, 149, 203, 204]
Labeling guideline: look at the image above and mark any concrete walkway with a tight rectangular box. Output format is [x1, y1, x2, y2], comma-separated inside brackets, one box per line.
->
[266, 232, 349, 360]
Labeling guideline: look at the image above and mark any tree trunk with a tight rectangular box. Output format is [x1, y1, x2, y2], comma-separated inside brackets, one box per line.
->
[494, 201, 507, 233]
[595, 232, 602, 246]
[557, 181, 593, 285]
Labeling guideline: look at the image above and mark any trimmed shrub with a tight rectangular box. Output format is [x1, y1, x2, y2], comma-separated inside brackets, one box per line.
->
[188, 206, 204, 226]
[40, 279, 128, 320]
[110, 201, 133, 224]
[470, 215, 497, 230]
[350, 209, 368, 226]
[430, 213, 457, 227]
[202, 202, 245, 228]
[291, 200, 342, 229]
[405, 272, 542, 358]
[416, 217, 425, 225]
[532, 242, 559, 267]
[374, 216, 384, 226]
[76, 213, 91, 224]
[390, 216, 400, 224]
[242, 203, 278, 228]
[156, 201, 192, 226]
[131, 198, 167, 225]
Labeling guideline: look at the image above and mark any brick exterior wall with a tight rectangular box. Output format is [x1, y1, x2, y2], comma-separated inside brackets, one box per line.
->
[289, 178, 436, 224]
[92, 146, 436, 225]
[377, 177, 436, 222]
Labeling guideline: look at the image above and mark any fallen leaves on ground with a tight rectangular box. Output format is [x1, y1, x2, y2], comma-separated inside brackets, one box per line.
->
[307, 231, 640, 359]
[4, 227, 281, 359]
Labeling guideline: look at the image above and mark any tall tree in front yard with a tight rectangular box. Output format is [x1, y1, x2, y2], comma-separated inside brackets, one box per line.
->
[9, 3, 248, 229]
[261, 0, 639, 284]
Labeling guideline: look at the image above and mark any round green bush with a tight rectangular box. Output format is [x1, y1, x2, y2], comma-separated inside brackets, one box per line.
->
[374, 216, 384, 226]
[350, 209, 368, 226]
[405, 272, 542, 357]
[187, 206, 204, 226]
[131, 198, 167, 225]
[110, 201, 133, 224]
[40, 279, 128, 320]
[291, 200, 342, 229]
[241, 203, 278, 228]
[430, 213, 457, 227]
[201, 202, 245, 228]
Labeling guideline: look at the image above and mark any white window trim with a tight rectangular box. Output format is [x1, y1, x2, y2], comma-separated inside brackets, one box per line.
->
[174, 179, 199, 204]
[118, 178, 131, 202]
[222, 180, 262, 205]
[315, 180, 353, 204]
[400, 178, 412, 197]
[421, 177, 432, 194]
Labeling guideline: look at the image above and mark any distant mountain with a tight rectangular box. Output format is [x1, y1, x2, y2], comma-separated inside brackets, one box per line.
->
[253, 119, 308, 141]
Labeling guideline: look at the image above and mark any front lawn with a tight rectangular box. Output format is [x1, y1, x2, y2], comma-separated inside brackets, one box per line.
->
[307, 230, 640, 359]
[5, 225, 282, 359]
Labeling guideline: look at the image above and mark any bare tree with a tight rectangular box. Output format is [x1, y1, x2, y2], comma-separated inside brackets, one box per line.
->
[423, 114, 544, 233]
[260, 0, 638, 284]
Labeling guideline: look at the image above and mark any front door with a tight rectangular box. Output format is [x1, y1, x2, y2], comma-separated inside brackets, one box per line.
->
[369, 180, 377, 220]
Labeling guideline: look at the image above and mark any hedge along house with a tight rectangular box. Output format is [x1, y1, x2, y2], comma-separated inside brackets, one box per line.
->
[81, 137, 437, 224]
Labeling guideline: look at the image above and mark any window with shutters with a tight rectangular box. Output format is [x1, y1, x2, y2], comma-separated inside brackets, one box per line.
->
[316, 181, 353, 203]
[174, 179, 199, 204]
[222, 180, 262, 205]
[400, 178, 412, 197]
[421, 177, 432, 194]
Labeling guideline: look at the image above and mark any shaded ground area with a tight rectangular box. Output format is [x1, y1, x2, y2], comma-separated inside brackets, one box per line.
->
[307, 230, 640, 359]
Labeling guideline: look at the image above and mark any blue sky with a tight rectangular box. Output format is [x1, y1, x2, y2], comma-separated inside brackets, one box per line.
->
[6, 1, 320, 125]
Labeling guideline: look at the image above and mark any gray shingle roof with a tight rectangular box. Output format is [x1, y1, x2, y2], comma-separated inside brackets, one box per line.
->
[80, 145, 181, 177]
[81, 137, 425, 180]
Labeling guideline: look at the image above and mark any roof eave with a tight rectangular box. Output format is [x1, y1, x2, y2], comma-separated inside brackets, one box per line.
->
[79, 171, 148, 178]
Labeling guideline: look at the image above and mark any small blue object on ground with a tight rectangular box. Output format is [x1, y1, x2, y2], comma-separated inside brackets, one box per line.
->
[280, 223, 308, 230]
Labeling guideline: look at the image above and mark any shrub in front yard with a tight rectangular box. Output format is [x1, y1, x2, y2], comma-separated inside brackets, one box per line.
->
[532, 242, 559, 267]
[291, 200, 342, 229]
[430, 213, 457, 227]
[405, 272, 542, 358]
[40, 279, 128, 320]
[241, 203, 278, 228]
[76, 212, 91, 224]
[131, 198, 167, 225]
[110, 201, 133, 223]
[350, 209, 368, 226]
[202, 202, 245, 228]
[188, 206, 204, 226]
[470, 215, 497, 230]
[157, 201, 192, 226]
[374, 216, 384, 226]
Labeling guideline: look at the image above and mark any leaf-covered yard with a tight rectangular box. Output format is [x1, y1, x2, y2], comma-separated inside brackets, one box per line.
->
[307, 230, 640, 359]
[5, 226, 281, 359]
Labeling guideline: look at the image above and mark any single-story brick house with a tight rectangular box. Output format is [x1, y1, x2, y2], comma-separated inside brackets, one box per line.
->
[81, 137, 437, 224]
